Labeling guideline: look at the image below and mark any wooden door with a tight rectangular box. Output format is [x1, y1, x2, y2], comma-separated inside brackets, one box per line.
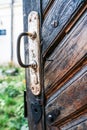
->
[22, 0, 87, 130]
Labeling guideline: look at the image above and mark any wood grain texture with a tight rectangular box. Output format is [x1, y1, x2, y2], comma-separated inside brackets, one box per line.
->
[23, 0, 42, 32]
[23, 0, 87, 129]
[61, 113, 87, 130]
[44, 12, 87, 94]
[42, 0, 50, 12]
[43, 2, 87, 59]
[42, 0, 55, 17]
[46, 66, 87, 125]
[46, 55, 87, 99]
[23, 1, 44, 130]
[50, 127, 59, 130]
[67, 121, 87, 130]
[42, 0, 85, 53]
[46, 126, 59, 130]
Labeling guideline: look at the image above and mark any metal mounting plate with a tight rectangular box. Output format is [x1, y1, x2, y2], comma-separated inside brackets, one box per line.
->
[31, 103, 42, 123]
[28, 11, 41, 96]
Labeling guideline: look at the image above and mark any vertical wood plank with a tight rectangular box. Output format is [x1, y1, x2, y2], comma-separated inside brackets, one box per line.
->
[23, 0, 44, 130]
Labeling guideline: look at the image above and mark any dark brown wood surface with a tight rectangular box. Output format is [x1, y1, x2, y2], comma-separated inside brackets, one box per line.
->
[65, 121, 87, 130]
[46, 111, 87, 130]
[44, 1, 87, 128]
[44, 11, 87, 97]
[46, 66, 87, 125]
[42, 0, 85, 53]
[23, 0, 87, 130]
[60, 113, 87, 130]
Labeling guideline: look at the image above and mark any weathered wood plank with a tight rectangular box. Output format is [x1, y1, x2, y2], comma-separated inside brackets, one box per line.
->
[23, 1, 44, 130]
[46, 126, 59, 130]
[43, 2, 87, 59]
[46, 66, 87, 124]
[23, 0, 42, 32]
[46, 55, 87, 99]
[42, 0, 50, 12]
[68, 121, 87, 130]
[42, 0, 55, 17]
[42, 0, 85, 53]
[46, 66, 87, 125]
[51, 127, 59, 130]
[44, 12, 87, 93]
[61, 113, 87, 130]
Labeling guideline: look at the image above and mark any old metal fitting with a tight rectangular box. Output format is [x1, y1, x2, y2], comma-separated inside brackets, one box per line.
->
[51, 20, 58, 28]
[28, 32, 37, 40]
[29, 60, 37, 70]
[46, 109, 60, 124]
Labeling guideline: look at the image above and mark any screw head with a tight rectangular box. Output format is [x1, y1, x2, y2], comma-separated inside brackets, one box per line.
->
[46, 109, 60, 124]
[47, 114, 54, 123]
[51, 20, 58, 28]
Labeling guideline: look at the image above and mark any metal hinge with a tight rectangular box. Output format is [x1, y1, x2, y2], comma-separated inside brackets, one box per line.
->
[24, 90, 42, 123]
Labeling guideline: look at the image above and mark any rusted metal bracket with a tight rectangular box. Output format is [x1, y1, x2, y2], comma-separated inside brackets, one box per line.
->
[28, 11, 41, 96]
[17, 11, 41, 96]
[31, 103, 42, 123]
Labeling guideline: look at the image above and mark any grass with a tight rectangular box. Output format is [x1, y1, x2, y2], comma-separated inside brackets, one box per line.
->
[0, 65, 28, 130]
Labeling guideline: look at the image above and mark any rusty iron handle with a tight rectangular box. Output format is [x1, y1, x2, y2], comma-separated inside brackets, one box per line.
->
[17, 32, 37, 68]
[17, 32, 30, 68]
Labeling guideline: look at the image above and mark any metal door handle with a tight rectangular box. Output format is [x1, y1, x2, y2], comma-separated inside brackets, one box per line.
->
[17, 11, 41, 96]
[17, 32, 37, 69]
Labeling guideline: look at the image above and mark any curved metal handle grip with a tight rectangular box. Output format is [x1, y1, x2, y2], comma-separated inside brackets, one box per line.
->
[17, 32, 30, 68]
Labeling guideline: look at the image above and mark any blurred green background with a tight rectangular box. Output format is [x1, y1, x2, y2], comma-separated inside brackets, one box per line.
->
[0, 65, 28, 130]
